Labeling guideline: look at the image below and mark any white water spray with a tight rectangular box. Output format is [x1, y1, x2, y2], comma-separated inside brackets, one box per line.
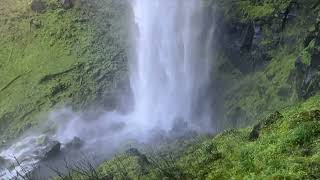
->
[129, 0, 214, 136]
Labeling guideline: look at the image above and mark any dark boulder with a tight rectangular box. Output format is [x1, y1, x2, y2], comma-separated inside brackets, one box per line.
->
[249, 111, 283, 141]
[125, 148, 150, 166]
[249, 124, 261, 141]
[125, 148, 141, 157]
[60, 0, 73, 9]
[30, 0, 47, 13]
[0, 156, 9, 169]
[64, 137, 84, 150]
[44, 141, 61, 160]
[39, 140, 61, 160]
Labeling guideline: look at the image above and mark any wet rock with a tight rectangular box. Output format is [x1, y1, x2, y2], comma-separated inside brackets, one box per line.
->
[249, 123, 261, 141]
[64, 137, 84, 150]
[125, 148, 150, 166]
[125, 148, 141, 156]
[42, 140, 61, 160]
[35, 137, 61, 160]
[249, 111, 283, 141]
[0, 156, 9, 168]
[60, 0, 73, 9]
[30, 0, 47, 13]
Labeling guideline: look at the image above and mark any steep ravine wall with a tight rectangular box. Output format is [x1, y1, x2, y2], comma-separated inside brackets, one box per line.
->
[208, 0, 320, 128]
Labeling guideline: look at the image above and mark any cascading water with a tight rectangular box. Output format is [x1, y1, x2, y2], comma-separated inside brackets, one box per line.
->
[0, 0, 215, 178]
[129, 0, 214, 136]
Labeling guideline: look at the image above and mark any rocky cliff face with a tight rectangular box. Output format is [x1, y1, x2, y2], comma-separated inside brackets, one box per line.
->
[207, 0, 320, 128]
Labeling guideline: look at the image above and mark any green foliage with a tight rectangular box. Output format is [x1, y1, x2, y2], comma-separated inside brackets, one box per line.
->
[95, 95, 320, 179]
[217, 48, 300, 128]
[208, 0, 319, 128]
[211, 0, 293, 22]
[0, 0, 129, 145]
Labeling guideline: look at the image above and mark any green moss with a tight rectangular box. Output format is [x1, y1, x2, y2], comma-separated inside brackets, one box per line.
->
[210, 0, 318, 128]
[94, 95, 320, 179]
[218, 48, 300, 128]
[99, 154, 152, 179]
[0, 0, 129, 145]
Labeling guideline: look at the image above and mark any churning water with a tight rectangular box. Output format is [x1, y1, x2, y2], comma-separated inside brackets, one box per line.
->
[0, 0, 215, 178]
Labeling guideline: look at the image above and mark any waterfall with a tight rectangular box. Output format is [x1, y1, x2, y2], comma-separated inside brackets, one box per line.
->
[128, 0, 214, 136]
[0, 0, 215, 178]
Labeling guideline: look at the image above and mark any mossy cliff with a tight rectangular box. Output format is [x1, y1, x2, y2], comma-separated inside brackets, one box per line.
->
[208, 0, 320, 128]
[0, 0, 130, 145]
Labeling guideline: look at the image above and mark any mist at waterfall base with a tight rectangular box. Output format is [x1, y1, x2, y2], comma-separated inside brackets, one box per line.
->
[0, 0, 216, 177]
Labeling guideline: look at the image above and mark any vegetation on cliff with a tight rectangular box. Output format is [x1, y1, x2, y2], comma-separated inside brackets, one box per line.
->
[209, 0, 320, 128]
[0, 0, 129, 145]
